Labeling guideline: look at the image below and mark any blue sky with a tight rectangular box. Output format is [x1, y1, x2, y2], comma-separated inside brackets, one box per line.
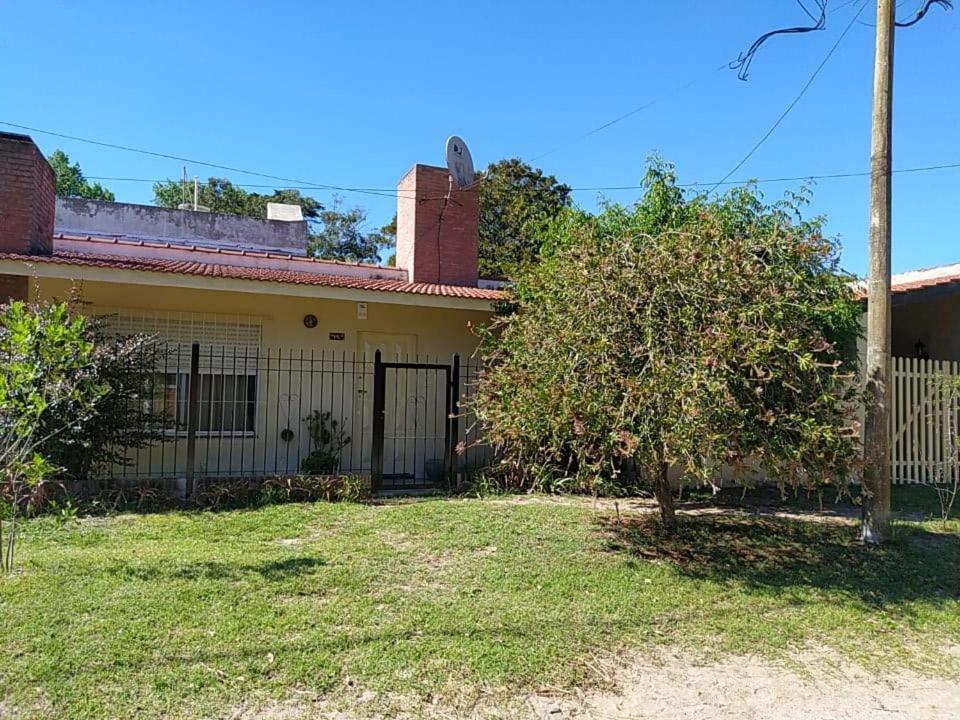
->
[2, 1, 956, 276]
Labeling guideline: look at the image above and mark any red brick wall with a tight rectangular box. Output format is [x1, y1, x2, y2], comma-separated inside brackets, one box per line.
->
[0, 132, 55, 255]
[396, 164, 479, 286]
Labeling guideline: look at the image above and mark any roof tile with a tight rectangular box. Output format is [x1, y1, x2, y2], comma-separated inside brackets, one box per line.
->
[0, 248, 507, 301]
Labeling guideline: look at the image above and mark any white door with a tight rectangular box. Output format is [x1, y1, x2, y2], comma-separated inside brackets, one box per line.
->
[357, 333, 425, 480]
[358, 332, 418, 364]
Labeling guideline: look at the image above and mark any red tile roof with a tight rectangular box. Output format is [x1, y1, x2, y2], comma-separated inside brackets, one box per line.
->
[855, 264, 960, 299]
[0, 248, 507, 301]
[891, 271, 960, 295]
[50, 232, 397, 269]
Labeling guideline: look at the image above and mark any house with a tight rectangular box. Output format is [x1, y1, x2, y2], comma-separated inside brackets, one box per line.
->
[889, 263, 960, 362]
[884, 264, 960, 485]
[0, 132, 505, 491]
[3, 130, 957, 491]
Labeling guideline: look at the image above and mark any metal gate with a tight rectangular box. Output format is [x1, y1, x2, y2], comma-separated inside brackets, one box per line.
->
[371, 350, 460, 492]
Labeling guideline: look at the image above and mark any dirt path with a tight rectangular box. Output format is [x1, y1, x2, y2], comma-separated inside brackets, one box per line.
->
[241, 649, 960, 719]
[525, 650, 960, 720]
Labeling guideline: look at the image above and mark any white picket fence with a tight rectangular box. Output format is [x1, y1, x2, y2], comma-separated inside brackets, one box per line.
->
[892, 356, 960, 484]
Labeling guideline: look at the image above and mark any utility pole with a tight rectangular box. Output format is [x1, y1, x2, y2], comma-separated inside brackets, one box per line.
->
[861, 0, 896, 545]
[729, 0, 950, 545]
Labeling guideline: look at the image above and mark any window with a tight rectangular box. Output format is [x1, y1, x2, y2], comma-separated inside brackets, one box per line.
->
[153, 372, 257, 434]
[101, 310, 262, 436]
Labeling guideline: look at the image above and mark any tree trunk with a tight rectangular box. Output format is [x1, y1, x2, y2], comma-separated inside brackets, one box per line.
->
[653, 460, 676, 534]
[862, 0, 895, 545]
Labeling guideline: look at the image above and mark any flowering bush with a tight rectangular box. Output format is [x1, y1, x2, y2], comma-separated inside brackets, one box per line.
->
[474, 165, 862, 531]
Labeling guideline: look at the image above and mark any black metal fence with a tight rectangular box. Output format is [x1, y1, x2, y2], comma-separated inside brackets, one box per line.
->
[103, 342, 493, 492]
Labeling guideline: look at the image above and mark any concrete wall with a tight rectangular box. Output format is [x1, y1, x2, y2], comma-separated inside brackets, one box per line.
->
[892, 291, 960, 361]
[55, 198, 309, 255]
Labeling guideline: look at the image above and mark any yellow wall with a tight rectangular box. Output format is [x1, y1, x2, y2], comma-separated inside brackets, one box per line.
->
[32, 276, 493, 361]
[30, 276, 495, 483]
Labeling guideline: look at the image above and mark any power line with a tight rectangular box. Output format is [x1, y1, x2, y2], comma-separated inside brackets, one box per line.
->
[86, 159, 960, 195]
[85, 175, 416, 196]
[530, 63, 729, 162]
[730, 0, 828, 82]
[895, 0, 952, 27]
[570, 160, 960, 191]
[0, 120, 405, 200]
[708, 0, 870, 194]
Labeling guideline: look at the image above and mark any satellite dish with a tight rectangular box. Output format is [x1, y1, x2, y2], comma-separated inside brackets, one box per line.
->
[445, 135, 475, 188]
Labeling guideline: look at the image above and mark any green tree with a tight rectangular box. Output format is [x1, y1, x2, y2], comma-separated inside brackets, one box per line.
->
[377, 214, 397, 244]
[475, 158, 572, 278]
[0, 301, 106, 571]
[48, 150, 116, 201]
[153, 177, 322, 223]
[474, 164, 862, 532]
[309, 197, 395, 264]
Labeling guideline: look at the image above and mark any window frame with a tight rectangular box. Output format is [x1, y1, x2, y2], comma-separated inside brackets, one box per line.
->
[153, 371, 259, 438]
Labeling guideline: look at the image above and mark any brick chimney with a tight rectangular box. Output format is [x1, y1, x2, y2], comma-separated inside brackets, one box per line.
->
[0, 132, 56, 256]
[395, 164, 479, 286]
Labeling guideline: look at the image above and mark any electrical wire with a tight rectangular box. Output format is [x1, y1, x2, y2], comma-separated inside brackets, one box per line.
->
[895, 0, 952, 27]
[84, 160, 960, 195]
[708, 0, 870, 195]
[570, 160, 960, 191]
[3, 0, 950, 209]
[0, 120, 406, 200]
[529, 63, 729, 162]
[730, 0, 828, 82]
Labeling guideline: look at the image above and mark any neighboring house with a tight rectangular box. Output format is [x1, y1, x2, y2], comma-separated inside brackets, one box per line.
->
[885, 265, 960, 485]
[0, 132, 505, 491]
[890, 263, 960, 361]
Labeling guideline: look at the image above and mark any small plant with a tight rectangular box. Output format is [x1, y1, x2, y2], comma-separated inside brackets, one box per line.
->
[300, 411, 350, 475]
[924, 478, 959, 529]
[46, 499, 80, 529]
[261, 474, 367, 504]
[920, 376, 960, 530]
[191, 475, 368, 509]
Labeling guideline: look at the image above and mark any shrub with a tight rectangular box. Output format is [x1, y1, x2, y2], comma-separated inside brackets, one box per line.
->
[192, 475, 368, 510]
[0, 301, 106, 571]
[300, 411, 350, 475]
[474, 164, 863, 532]
[41, 315, 166, 485]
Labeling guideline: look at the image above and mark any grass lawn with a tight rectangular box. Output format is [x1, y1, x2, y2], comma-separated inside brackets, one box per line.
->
[0, 487, 958, 718]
